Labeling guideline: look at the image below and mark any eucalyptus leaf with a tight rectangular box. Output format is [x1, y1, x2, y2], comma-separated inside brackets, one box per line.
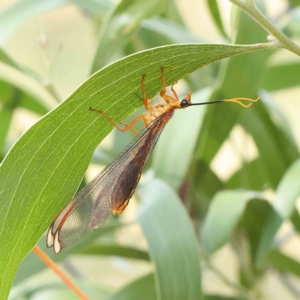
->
[137, 179, 201, 300]
[195, 2, 270, 167]
[91, 0, 167, 71]
[0, 62, 57, 110]
[190, 162, 224, 215]
[268, 249, 300, 278]
[70, 0, 112, 16]
[256, 158, 300, 267]
[240, 199, 272, 261]
[202, 190, 261, 253]
[239, 99, 299, 187]
[141, 17, 201, 44]
[0, 110, 12, 156]
[226, 158, 269, 191]
[0, 43, 271, 298]
[0, 48, 19, 68]
[205, 296, 239, 300]
[262, 62, 300, 91]
[206, 0, 228, 38]
[77, 244, 150, 261]
[110, 273, 156, 300]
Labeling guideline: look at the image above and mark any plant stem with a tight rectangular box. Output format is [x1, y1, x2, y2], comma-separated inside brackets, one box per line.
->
[229, 0, 300, 56]
[32, 246, 90, 300]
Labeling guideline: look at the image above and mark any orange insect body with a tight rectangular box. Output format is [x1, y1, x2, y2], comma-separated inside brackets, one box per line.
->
[47, 67, 258, 254]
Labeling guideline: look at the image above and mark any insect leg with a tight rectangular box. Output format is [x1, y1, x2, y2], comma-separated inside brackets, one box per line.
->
[141, 74, 151, 110]
[170, 82, 179, 100]
[159, 67, 178, 103]
[119, 122, 140, 135]
[90, 107, 149, 133]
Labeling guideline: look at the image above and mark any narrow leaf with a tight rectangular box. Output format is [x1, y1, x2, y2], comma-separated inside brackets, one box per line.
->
[78, 244, 150, 261]
[0, 61, 57, 110]
[268, 249, 300, 278]
[137, 179, 201, 300]
[0, 43, 270, 298]
[110, 273, 156, 300]
[262, 62, 300, 91]
[202, 190, 261, 253]
[206, 0, 228, 38]
[91, 0, 167, 71]
[256, 158, 300, 267]
[195, 1, 270, 165]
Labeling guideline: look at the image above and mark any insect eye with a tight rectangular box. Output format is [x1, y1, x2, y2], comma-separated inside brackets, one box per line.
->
[181, 99, 189, 108]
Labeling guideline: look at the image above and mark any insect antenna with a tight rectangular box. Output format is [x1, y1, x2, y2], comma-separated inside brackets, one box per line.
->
[190, 96, 259, 108]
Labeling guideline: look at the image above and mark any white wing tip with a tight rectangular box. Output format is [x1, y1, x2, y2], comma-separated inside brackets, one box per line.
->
[46, 224, 62, 254]
[54, 231, 62, 254]
[46, 227, 54, 247]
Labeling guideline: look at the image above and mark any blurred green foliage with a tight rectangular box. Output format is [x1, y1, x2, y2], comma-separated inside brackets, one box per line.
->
[0, 0, 300, 299]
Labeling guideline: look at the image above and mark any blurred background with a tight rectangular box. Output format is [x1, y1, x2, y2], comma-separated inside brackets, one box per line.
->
[1, 0, 300, 299]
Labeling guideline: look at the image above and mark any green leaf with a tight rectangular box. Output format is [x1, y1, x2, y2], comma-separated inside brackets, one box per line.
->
[204, 295, 239, 300]
[268, 249, 300, 278]
[0, 43, 271, 298]
[137, 179, 201, 300]
[0, 48, 19, 68]
[195, 0, 269, 165]
[240, 199, 272, 261]
[290, 210, 300, 233]
[289, 0, 300, 8]
[0, 81, 43, 156]
[78, 244, 150, 260]
[239, 99, 298, 187]
[91, 0, 167, 71]
[110, 273, 156, 300]
[206, 0, 228, 38]
[262, 62, 300, 91]
[189, 162, 224, 215]
[152, 88, 213, 189]
[70, 0, 112, 16]
[256, 158, 300, 267]
[202, 190, 261, 253]
[227, 90, 298, 191]
[0, 61, 57, 110]
[0, 81, 15, 155]
[275, 157, 300, 216]
[140, 17, 201, 45]
[0, 109, 12, 156]
[226, 158, 269, 191]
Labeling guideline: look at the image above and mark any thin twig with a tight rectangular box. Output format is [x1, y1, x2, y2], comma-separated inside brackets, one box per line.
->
[32, 245, 90, 300]
[229, 0, 300, 56]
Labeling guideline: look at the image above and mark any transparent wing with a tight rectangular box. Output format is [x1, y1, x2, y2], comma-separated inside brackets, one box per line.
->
[47, 112, 171, 253]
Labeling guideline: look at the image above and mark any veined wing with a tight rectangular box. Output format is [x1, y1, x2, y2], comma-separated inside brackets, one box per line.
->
[47, 111, 173, 253]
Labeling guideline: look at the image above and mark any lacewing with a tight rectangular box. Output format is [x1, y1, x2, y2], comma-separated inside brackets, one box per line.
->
[47, 67, 258, 254]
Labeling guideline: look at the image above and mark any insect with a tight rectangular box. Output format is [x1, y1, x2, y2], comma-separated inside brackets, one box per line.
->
[47, 67, 258, 254]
